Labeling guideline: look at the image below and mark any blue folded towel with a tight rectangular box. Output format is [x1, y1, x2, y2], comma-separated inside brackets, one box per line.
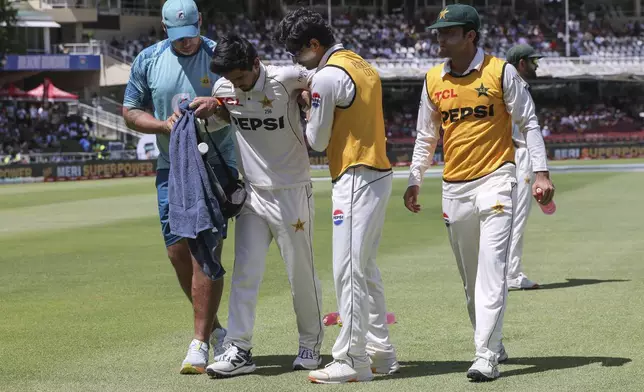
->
[168, 101, 226, 281]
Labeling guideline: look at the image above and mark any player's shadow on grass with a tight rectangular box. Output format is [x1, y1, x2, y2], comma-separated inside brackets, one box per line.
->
[388, 356, 631, 381]
[250, 355, 631, 379]
[252, 355, 334, 376]
[537, 278, 630, 290]
[254, 355, 632, 381]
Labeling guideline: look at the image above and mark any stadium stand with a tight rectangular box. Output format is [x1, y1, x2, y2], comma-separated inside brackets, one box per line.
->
[107, 7, 644, 61]
[5, 87, 637, 165]
[0, 98, 108, 163]
[2, 0, 644, 166]
[108, 28, 162, 64]
[382, 104, 644, 142]
[102, 6, 644, 81]
[380, 89, 644, 142]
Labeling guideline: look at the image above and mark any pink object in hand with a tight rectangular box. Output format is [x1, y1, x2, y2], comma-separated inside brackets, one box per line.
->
[323, 312, 340, 326]
[539, 200, 556, 215]
[536, 188, 556, 215]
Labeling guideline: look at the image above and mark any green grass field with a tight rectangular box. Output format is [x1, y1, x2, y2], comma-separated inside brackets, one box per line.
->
[1, 168, 643, 392]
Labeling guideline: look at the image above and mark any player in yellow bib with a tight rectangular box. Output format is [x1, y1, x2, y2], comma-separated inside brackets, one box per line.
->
[276, 8, 397, 384]
[403, 4, 555, 381]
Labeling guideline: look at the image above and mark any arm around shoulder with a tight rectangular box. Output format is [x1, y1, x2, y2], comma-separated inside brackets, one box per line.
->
[305, 68, 341, 151]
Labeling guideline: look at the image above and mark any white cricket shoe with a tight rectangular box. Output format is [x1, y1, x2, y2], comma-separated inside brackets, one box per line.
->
[293, 346, 322, 370]
[508, 273, 540, 290]
[210, 328, 227, 361]
[180, 339, 209, 374]
[308, 361, 374, 384]
[206, 344, 256, 378]
[466, 357, 500, 382]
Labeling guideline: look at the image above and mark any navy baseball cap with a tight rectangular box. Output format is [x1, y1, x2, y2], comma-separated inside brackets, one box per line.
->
[162, 0, 200, 42]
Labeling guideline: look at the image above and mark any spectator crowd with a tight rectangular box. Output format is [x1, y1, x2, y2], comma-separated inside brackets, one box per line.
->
[108, 5, 644, 62]
[381, 86, 643, 141]
[539, 105, 639, 136]
[0, 100, 100, 164]
[4, 4, 643, 164]
[2, 90, 641, 165]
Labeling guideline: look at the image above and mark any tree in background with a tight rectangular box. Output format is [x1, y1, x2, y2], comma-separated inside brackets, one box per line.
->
[0, 0, 20, 69]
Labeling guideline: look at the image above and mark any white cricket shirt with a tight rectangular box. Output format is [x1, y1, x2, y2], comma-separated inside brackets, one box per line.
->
[213, 63, 314, 189]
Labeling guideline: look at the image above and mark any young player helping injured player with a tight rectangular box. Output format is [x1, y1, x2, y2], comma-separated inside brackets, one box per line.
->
[276, 8, 399, 384]
[505, 44, 544, 290]
[403, 4, 555, 381]
[189, 34, 325, 378]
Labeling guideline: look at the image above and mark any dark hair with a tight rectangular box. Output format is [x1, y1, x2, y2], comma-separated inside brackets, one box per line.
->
[462, 23, 480, 46]
[274, 8, 335, 54]
[210, 33, 258, 75]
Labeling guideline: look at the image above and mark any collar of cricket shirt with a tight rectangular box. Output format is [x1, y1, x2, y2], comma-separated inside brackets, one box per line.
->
[318, 43, 345, 71]
[441, 47, 485, 78]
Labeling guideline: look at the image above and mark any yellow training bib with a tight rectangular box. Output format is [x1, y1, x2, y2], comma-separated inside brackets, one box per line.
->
[426, 54, 515, 182]
[325, 50, 391, 182]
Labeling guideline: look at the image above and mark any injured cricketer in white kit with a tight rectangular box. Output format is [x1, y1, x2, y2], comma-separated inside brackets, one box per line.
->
[201, 36, 324, 379]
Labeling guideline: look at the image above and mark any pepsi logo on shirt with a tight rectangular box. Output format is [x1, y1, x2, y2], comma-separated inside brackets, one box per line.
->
[332, 209, 344, 226]
[311, 92, 321, 108]
[231, 116, 285, 131]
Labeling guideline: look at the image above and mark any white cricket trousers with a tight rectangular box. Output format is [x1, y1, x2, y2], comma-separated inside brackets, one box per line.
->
[507, 147, 534, 280]
[442, 176, 517, 361]
[331, 167, 395, 369]
[225, 183, 324, 352]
